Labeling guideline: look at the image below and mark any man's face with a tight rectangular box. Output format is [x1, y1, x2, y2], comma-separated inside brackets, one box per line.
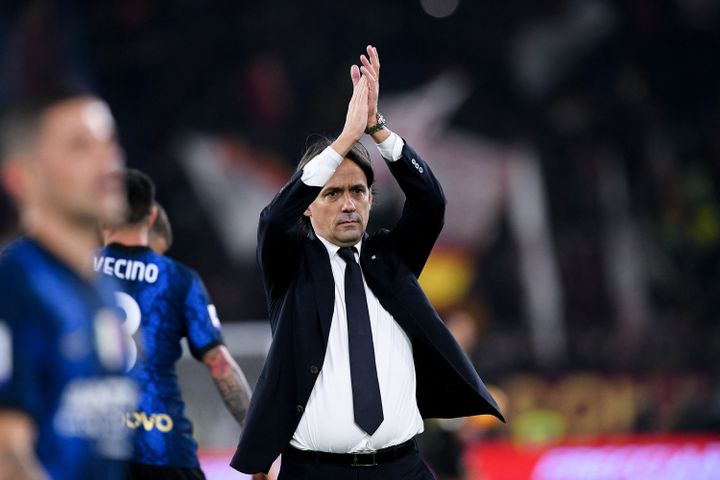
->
[26, 97, 125, 226]
[305, 158, 372, 247]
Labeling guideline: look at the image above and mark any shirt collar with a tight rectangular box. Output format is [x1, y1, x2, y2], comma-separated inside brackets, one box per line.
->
[316, 234, 362, 260]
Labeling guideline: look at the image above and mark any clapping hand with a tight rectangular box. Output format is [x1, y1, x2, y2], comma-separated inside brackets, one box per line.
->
[353, 45, 380, 131]
[341, 73, 369, 142]
[332, 44, 386, 156]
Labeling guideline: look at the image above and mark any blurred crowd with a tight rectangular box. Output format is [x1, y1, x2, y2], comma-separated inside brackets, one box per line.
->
[1, 0, 719, 470]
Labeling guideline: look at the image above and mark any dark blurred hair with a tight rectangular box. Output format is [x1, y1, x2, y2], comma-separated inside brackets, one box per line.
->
[122, 169, 156, 225]
[150, 201, 173, 249]
[0, 86, 92, 162]
[296, 136, 375, 232]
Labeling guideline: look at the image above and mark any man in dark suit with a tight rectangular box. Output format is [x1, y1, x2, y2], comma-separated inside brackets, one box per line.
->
[231, 45, 503, 479]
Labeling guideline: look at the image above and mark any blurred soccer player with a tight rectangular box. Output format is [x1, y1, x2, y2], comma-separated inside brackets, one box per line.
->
[0, 89, 137, 480]
[148, 201, 172, 255]
[98, 169, 253, 480]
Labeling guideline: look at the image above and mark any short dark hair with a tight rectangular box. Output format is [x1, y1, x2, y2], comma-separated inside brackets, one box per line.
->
[0, 86, 92, 162]
[122, 169, 156, 225]
[296, 136, 375, 232]
[150, 201, 173, 249]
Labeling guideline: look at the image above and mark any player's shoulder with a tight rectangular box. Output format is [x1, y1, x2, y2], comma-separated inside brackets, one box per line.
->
[1, 236, 36, 261]
[165, 256, 202, 284]
[0, 242, 25, 300]
[0, 238, 59, 317]
[0, 237, 46, 285]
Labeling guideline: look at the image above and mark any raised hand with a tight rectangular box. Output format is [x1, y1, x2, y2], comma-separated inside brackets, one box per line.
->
[332, 46, 384, 156]
[341, 73, 369, 142]
[330, 73, 369, 157]
[359, 45, 380, 129]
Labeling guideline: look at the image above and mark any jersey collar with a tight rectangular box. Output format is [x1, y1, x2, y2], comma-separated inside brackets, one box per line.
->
[106, 242, 152, 254]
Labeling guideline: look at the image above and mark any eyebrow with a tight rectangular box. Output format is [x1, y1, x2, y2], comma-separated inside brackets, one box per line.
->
[321, 184, 367, 194]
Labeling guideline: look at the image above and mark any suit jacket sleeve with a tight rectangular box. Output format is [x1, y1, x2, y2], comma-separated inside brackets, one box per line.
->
[257, 170, 322, 308]
[384, 141, 447, 277]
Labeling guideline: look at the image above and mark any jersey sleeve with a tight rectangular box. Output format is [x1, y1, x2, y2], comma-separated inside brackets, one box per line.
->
[182, 270, 224, 361]
[0, 277, 50, 422]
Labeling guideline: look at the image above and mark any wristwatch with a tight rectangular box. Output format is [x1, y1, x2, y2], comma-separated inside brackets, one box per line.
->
[365, 112, 387, 135]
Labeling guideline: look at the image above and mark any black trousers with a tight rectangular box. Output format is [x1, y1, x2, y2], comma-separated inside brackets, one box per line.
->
[277, 451, 437, 480]
[126, 462, 206, 480]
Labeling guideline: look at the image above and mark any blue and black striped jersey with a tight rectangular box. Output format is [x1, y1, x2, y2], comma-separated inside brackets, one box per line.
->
[96, 243, 223, 468]
[0, 237, 136, 480]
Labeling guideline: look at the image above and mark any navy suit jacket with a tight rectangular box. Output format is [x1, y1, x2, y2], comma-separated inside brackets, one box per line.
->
[231, 142, 503, 474]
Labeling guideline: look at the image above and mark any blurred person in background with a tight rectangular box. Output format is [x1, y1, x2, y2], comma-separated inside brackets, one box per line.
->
[98, 169, 254, 480]
[231, 45, 503, 479]
[0, 89, 137, 480]
[148, 201, 172, 255]
[420, 309, 482, 480]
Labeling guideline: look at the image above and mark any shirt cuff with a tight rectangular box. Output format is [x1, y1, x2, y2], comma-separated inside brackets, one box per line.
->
[300, 146, 343, 186]
[375, 131, 404, 161]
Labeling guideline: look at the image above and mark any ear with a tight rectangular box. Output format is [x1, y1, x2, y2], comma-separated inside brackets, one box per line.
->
[0, 157, 30, 203]
[368, 189, 373, 209]
[147, 204, 158, 228]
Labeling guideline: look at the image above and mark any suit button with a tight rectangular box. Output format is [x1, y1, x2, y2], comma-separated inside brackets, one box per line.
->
[297, 405, 304, 413]
[310, 365, 319, 374]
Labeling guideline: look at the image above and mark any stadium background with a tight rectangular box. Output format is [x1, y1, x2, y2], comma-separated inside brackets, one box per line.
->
[1, 0, 719, 478]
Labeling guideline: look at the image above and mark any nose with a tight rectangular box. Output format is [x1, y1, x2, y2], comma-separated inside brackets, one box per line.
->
[341, 192, 356, 212]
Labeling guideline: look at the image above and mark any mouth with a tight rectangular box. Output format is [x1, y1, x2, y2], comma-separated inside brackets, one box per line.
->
[337, 218, 360, 227]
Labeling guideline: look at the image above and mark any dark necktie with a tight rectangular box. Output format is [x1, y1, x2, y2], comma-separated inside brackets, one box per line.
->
[337, 247, 384, 435]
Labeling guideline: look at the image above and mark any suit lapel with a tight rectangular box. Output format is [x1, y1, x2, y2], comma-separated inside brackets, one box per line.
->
[306, 230, 335, 342]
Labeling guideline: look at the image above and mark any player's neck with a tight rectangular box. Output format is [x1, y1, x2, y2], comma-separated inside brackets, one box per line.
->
[24, 210, 100, 279]
[104, 228, 149, 248]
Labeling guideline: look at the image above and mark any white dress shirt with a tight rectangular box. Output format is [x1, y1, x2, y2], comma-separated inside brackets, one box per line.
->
[291, 132, 424, 453]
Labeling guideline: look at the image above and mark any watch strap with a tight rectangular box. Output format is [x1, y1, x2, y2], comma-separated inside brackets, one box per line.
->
[365, 113, 386, 135]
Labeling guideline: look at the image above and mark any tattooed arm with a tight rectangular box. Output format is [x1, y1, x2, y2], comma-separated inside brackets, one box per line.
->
[0, 411, 47, 480]
[202, 345, 252, 426]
